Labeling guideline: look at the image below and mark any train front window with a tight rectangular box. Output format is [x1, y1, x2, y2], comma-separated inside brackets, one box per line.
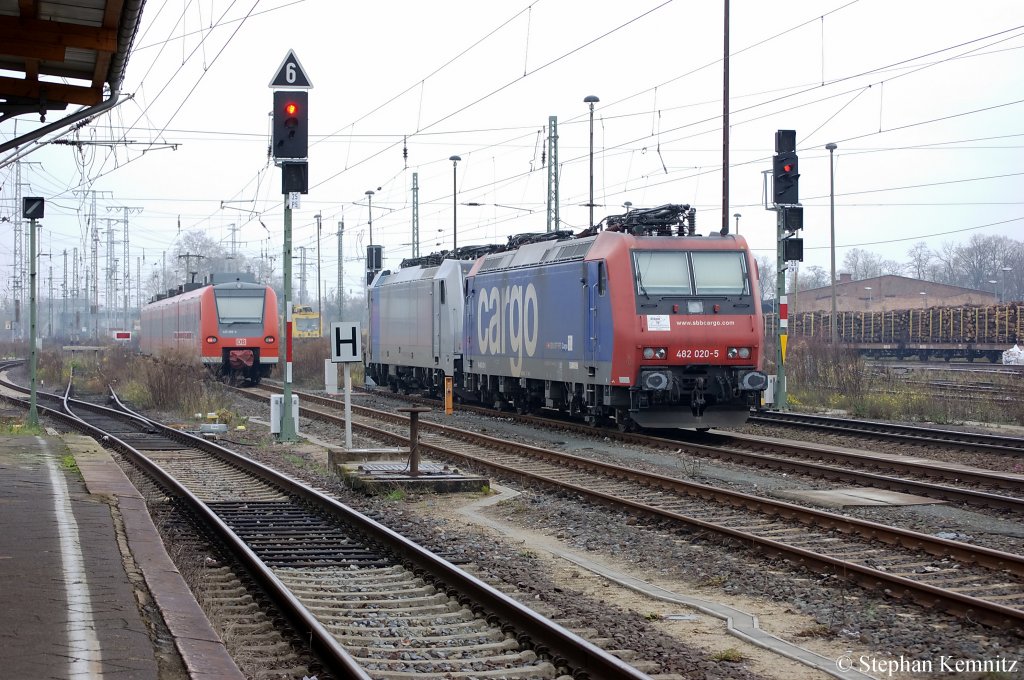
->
[633, 251, 692, 296]
[691, 251, 749, 295]
[215, 295, 264, 324]
[295, 317, 319, 332]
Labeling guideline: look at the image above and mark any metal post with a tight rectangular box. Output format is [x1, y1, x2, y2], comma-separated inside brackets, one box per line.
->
[449, 156, 461, 255]
[722, 0, 730, 235]
[775, 209, 787, 410]
[398, 407, 431, 477]
[343, 363, 353, 449]
[826, 143, 838, 344]
[584, 96, 599, 228]
[546, 116, 559, 233]
[315, 212, 322, 336]
[411, 173, 419, 257]
[365, 190, 374, 247]
[279, 197, 298, 441]
[337, 218, 344, 316]
[733, 213, 741, 235]
[28, 217, 39, 426]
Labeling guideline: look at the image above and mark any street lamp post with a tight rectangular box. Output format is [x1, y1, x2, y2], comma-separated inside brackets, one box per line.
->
[920, 291, 928, 308]
[988, 279, 998, 301]
[1001, 266, 1013, 303]
[365, 190, 375, 246]
[449, 155, 461, 255]
[865, 286, 872, 308]
[733, 212, 741, 235]
[584, 95, 599, 228]
[826, 142, 838, 344]
[365, 190, 376, 286]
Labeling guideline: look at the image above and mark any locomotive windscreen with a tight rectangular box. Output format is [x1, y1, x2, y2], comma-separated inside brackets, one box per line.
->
[633, 250, 748, 297]
[634, 251, 692, 296]
[214, 290, 265, 323]
[691, 252, 749, 295]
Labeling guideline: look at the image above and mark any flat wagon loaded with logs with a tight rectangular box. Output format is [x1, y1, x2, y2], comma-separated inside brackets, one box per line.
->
[765, 304, 1022, 362]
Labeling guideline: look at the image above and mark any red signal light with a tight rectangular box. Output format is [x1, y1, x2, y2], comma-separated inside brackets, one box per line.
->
[285, 102, 298, 116]
[783, 163, 793, 173]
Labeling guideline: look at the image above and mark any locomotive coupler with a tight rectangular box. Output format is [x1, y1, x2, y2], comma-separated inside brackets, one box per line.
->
[690, 377, 707, 416]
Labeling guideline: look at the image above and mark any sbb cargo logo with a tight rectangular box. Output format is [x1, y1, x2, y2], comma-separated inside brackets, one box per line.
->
[476, 283, 538, 376]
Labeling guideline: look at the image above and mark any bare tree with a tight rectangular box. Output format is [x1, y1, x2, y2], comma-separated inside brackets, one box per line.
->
[906, 242, 933, 280]
[174, 231, 226, 283]
[796, 265, 829, 290]
[756, 255, 776, 305]
[880, 259, 905, 276]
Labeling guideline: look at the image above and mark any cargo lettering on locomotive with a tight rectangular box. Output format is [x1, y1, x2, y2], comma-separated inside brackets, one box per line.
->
[476, 282, 539, 376]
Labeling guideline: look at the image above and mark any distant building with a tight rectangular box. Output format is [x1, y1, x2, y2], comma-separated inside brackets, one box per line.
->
[792, 274, 996, 313]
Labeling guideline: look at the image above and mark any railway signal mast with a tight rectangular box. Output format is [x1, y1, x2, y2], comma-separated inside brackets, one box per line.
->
[768, 130, 804, 411]
[270, 50, 312, 442]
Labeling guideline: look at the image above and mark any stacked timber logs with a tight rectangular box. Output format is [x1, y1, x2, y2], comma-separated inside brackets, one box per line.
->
[765, 304, 1022, 345]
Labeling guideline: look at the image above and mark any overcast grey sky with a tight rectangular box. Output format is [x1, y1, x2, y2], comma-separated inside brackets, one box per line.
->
[2, 0, 1023, 301]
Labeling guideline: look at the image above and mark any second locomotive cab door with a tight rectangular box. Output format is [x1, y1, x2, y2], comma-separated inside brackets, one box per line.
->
[432, 276, 440, 364]
[585, 260, 603, 372]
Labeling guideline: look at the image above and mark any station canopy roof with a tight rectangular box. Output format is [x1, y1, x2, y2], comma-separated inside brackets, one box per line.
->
[0, 0, 145, 124]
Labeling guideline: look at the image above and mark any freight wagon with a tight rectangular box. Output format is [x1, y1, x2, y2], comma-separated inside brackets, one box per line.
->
[765, 304, 1022, 362]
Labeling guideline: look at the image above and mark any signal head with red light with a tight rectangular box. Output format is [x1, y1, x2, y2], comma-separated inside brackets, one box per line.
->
[272, 90, 308, 159]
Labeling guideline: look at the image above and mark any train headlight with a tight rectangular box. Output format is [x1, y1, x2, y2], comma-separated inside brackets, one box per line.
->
[205, 336, 218, 344]
[727, 347, 751, 359]
[265, 336, 276, 344]
[642, 347, 667, 360]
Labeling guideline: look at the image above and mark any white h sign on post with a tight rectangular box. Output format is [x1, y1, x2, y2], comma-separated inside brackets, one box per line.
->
[330, 322, 361, 449]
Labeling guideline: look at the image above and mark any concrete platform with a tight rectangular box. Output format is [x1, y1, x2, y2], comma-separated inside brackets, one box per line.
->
[0, 432, 243, 680]
[774, 487, 944, 508]
[337, 461, 491, 494]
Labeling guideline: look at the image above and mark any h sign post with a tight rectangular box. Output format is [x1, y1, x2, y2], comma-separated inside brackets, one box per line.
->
[330, 322, 361, 449]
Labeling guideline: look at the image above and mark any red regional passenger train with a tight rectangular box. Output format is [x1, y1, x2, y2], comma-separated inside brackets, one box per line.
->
[368, 204, 768, 430]
[140, 273, 279, 384]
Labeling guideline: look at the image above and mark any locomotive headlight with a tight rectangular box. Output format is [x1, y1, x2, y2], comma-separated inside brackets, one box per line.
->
[206, 336, 218, 344]
[727, 347, 751, 359]
[265, 336, 276, 344]
[642, 347, 667, 360]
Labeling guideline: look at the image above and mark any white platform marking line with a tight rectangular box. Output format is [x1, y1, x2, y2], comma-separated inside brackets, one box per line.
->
[43, 439, 103, 677]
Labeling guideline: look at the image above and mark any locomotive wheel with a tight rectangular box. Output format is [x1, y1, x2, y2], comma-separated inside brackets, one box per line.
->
[614, 410, 637, 432]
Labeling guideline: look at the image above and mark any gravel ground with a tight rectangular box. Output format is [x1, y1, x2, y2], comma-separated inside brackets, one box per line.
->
[222, 388, 1024, 679]
[215, 401, 767, 679]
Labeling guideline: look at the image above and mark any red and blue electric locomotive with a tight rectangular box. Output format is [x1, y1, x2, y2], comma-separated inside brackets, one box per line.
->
[140, 273, 279, 385]
[368, 204, 767, 430]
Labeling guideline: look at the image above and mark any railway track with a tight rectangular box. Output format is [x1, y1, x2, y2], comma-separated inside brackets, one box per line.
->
[240, 385, 1024, 631]
[263, 381, 1024, 513]
[0, 371, 650, 679]
[749, 410, 1024, 456]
